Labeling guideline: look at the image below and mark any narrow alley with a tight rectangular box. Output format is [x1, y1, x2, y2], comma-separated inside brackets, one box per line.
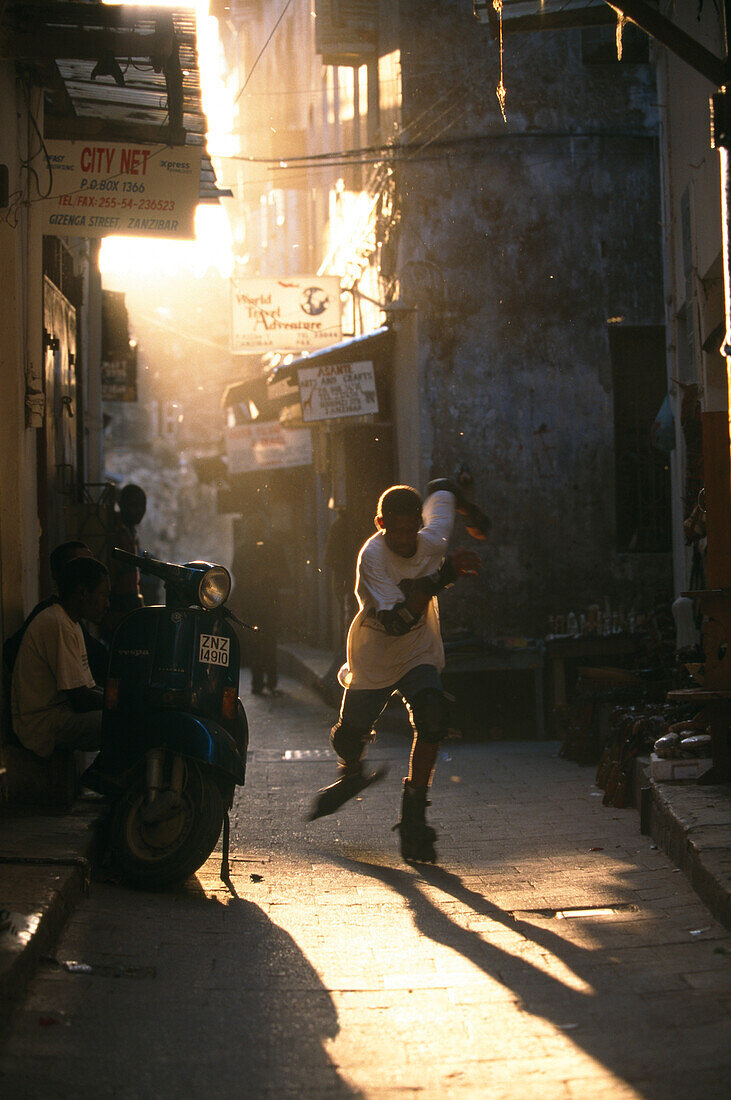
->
[1, 677, 728, 1099]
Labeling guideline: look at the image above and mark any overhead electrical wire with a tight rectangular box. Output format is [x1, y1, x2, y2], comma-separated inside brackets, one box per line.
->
[227, 0, 634, 178]
[403, 87, 474, 161]
[233, 0, 295, 105]
[218, 0, 628, 211]
[227, 0, 494, 169]
[227, 38, 490, 178]
[220, 127, 655, 170]
[226, 73, 508, 171]
[239, 74, 401, 97]
[374, 0, 602, 154]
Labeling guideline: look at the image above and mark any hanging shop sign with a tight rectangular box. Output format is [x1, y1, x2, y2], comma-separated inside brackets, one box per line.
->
[101, 349, 138, 402]
[297, 360, 378, 422]
[225, 421, 313, 474]
[230, 276, 342, 354]
[37, 141, 202, 239]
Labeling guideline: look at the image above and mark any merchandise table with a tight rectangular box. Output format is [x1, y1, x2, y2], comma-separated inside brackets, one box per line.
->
[443, 644, 545, 739]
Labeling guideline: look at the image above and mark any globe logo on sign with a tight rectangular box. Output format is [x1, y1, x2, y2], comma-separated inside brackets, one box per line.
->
[300, 286, 330, 316]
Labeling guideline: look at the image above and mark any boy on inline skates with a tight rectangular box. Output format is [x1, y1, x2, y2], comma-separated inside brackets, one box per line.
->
[310, 478, 487, 861]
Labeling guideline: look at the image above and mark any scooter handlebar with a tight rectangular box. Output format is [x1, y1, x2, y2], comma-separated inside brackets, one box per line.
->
[222, 605, 258, 633]
[112, 549, 238, 615]
[112, 547, 191, 585]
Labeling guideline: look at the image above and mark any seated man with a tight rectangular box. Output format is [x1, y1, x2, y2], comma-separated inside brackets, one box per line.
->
[4, 541, 88, 670]
[11, 557, 110, 758]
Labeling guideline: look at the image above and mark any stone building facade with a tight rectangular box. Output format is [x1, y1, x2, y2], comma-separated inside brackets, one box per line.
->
[392, 2, 670, 635]
[216, 0, 671, 642]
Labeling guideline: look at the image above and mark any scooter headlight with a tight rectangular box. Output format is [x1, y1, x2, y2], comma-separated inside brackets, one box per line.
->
[198, 566, 231, 609]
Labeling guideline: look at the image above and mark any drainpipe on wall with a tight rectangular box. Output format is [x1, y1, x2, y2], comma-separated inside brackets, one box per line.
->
[709, 133, 731, 594]
[84, 239, 104, 484]
[23, 85, 44, 616]
[706, 0, 731, 596]
[387, 303, 421, 487]
[655, 47, 687, 596]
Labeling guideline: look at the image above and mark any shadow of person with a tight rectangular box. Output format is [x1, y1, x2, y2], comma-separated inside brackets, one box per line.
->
[1, 876, 361, 1099]
[197, 891, 360, 1098]
[335, 855, 673, 1100]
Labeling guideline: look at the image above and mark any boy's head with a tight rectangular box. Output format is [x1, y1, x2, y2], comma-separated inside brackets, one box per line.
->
[375, 485, 422, 558]
[119, 484, 147, 527]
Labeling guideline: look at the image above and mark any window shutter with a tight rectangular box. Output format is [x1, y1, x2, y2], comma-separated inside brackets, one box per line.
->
[315, 0, 378, 66]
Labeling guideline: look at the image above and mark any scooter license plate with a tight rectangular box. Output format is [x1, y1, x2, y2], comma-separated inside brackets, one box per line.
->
[199, 633, 230, 666]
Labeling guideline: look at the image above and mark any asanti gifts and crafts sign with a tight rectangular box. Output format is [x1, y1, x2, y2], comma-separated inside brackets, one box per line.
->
[231, 277, 342, 354]
[37, 141, 202, 239]
[297, 360, 378, 422]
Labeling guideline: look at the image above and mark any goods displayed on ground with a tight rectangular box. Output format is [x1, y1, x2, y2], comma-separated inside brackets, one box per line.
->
[553, 595, 721, 802]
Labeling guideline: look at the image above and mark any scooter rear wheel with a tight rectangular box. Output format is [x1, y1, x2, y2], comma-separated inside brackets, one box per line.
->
[110, 759, 224, 889]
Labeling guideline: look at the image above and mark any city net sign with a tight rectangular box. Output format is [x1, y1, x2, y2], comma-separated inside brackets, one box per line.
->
[297, 360, 378, 422]
[37, 140, 202, 239]
[231, 277, 342, 354]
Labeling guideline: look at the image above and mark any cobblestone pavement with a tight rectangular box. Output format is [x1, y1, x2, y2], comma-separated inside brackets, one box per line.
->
[1, 677, 729, 1098]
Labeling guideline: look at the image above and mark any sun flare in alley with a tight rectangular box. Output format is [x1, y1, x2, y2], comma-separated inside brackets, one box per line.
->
[99, 0, 235, 280]
[1, 1, 731, 1095]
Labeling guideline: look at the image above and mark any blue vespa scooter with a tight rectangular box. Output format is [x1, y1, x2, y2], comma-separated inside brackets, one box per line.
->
[84, 549, 250, 889]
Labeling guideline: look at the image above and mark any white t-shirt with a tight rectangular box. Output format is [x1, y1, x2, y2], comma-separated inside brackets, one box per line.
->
[342, 491, 456, 690]
[11, 603, 95, 758]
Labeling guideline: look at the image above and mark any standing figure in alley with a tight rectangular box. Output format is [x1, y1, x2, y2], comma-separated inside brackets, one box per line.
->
[323, 505, 362, 695]
[101, 483, 146, 641]
[232, 514, 290, 694]
[11, 557, 110, 757]
[309, 479, 489, 862]
[324, 507, 355, 646]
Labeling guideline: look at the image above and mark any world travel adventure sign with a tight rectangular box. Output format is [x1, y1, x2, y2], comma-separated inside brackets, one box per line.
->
[37, 140, 202, 239]
[230, 277, 342, 353]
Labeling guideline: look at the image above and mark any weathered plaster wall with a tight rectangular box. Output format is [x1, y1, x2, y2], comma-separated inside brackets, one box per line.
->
[655, 4, 725, 595]
[0, 66, 42, 633]
[397, 2, 670, 636]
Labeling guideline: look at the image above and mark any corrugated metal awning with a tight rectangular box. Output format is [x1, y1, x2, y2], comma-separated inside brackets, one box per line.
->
[222, 373, 299, 420]
[1, 1, 231, 201]
[267, 326, 394, 386]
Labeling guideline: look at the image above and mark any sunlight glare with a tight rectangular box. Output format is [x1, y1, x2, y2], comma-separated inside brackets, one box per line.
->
[100, 0, 235, 277]
[99, 204, 234, 279]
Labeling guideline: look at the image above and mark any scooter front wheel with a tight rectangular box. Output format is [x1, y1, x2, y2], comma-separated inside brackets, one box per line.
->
[110, 759, 225, 890]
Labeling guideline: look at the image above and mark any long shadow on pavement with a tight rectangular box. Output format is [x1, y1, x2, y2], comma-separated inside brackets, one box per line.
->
[0, 879, 361, 1099]
[338, 856, 703, 1100]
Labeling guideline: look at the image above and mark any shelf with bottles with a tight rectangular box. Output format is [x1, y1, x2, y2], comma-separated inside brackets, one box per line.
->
[545, 601, 656, 643]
